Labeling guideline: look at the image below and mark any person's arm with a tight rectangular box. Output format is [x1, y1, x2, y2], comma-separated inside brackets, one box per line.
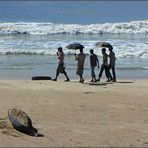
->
[90, 56, 92, 67]
[57, 52, 61, 60]
[96, 55, 99, 68]
[75, 53, 78, 60]
[113, 52, 116, 61]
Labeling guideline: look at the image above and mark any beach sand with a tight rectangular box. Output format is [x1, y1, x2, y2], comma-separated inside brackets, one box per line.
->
[0, 79, 148, 147]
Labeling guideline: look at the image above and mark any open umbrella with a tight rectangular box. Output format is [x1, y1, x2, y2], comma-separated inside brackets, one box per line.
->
[66, 43, 84, 50]
[95, 42, 113, 49]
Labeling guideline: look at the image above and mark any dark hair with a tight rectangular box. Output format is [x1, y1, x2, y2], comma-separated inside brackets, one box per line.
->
[80, 48, 83, 52]
[109, 48, 113, 51]
[58, 47, 62, 52]
[90, 49, 94, 54]
[102, 48, 106, 52]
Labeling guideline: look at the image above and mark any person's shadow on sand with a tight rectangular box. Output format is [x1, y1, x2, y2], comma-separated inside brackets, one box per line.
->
[86, 81, 134, 85]
[116, 81, 134, 84]
[64, 80, 134, 85]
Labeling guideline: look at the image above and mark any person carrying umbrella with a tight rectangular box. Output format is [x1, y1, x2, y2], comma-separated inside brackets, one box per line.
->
[75, 48, 86, 83]
[97, 48, 112, 82]
[89, 49, 99, 82]
[108, 48, 116, 82]
[52, 47, 70, 82]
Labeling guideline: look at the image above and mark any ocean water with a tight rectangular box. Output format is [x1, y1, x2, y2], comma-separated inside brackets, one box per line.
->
[0, 1, 148, 80]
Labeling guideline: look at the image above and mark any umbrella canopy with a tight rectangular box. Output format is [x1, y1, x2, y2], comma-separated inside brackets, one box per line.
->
[66, 43, 84, 50]
[95, 42, 113, 49]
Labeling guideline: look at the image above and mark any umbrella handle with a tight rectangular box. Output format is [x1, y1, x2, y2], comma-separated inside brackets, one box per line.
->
[74, 52, 76, 57]
[74, 53, 78, 60]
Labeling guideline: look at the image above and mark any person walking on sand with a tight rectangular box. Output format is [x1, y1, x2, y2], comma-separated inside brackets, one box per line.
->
[52, 47, 70, 82]
[97, 48, 112, 82]
[75, 48, 86, 83]
[108, 48, 116, 82]
[89, 49, 99, 82]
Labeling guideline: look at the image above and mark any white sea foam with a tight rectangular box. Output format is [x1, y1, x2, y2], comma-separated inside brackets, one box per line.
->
[0, 41, 147, 59]
[0, 20, 148, 58]
[0, 20, 148, 35]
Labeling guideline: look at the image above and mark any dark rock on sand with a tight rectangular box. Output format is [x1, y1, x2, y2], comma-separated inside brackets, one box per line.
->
[8, 108, 38, 136]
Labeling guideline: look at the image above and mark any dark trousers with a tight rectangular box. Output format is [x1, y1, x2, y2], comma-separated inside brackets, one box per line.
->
[99, 65, 112, 79]
[109, 65, 116, 81]
[91, 67, 96, 77]
[56, 63, 69, 79]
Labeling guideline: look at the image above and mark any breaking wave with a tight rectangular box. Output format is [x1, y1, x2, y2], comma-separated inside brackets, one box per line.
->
[0, 20, 148, 35]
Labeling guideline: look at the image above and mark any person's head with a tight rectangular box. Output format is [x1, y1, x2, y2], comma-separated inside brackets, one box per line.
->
[58, 47, 62, 52]
[101, 48, 106, 54]
[109, 48, 113, 52]
[90, 49, 94, 54]
[79, 48, 83, 53]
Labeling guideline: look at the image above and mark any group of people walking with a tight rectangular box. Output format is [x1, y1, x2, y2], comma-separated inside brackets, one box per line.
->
[52, 46, 116, 83]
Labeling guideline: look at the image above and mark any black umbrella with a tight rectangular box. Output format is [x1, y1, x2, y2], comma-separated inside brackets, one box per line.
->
[95, 42, 113, 49]
[66, 43, 84, 50]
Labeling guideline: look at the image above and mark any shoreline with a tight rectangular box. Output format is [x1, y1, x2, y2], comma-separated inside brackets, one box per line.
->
[0, 79, 148, 147]
[0, 55, 148, 81]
